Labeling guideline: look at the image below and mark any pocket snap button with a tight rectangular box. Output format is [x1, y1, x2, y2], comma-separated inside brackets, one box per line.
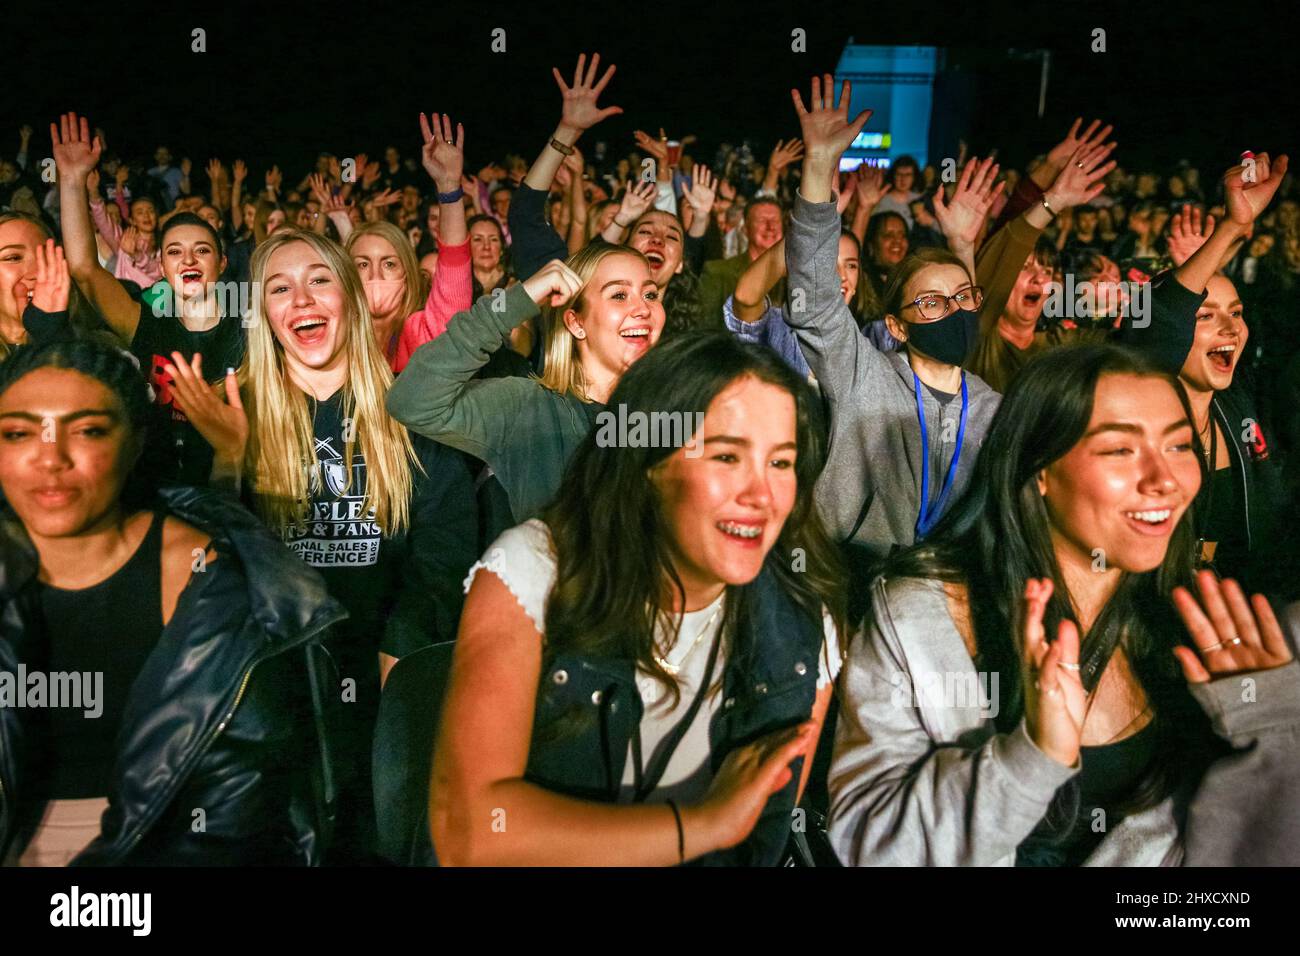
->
[591, 690, 603, 705]
[552, 669, 568, 685]
[794, 661, 808, 676]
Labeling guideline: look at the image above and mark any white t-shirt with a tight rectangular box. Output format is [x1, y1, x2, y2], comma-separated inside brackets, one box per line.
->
[465, 519, 842, 805]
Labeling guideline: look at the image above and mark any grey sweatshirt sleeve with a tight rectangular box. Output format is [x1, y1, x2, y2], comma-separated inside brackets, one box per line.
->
[386, 283, 542, 461]
[784, 192, 890, 403]
[1182, 644, 1300, 866]
[828, 578, 1078, 866]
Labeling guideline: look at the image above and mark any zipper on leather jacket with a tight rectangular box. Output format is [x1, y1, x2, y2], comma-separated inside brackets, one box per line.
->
[108, 613, 342, 863]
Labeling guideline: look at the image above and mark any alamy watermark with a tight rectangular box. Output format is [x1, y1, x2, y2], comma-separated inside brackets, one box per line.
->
[0, 666, 103, 718]
[594, 404, 707, 458]
[1043, 274, 1151, 328]
[890, 669, 1000, 718]
[149, 280, 259, 327]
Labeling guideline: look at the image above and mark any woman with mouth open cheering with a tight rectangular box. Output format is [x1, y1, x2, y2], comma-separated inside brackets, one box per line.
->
[387, 242, 665, 524]
[429, 332, 848, 865]
[52, 113, 246, 489]
[166, 229, 479, 862]
[828, 342, 1300, 866]
[1122, 162, 1294, 600]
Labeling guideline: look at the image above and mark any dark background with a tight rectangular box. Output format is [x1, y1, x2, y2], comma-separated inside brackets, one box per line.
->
[6, 0, 1296, 184]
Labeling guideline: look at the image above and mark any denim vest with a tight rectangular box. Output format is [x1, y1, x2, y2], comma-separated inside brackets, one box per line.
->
[524, 563, 824, 866]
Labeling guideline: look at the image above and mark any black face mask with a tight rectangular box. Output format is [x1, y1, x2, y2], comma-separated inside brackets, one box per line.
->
[903, 308, 981, 367]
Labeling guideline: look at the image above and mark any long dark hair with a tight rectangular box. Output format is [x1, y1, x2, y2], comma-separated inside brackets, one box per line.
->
[541, 331, 847, 707]
[879, 344, 1216, 837]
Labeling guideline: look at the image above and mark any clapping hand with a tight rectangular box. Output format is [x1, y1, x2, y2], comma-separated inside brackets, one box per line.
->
[1020, 578, 1087, 768]
[1172, 571, 1293, 684]
[30, 239, 70, 314]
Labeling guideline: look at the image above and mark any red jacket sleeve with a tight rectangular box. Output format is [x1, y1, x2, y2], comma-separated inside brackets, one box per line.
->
[391, 239, 473, 373]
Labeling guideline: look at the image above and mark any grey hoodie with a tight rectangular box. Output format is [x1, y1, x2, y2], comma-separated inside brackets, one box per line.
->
[829, 576, 1300, 866]
[784, 194, 1000, 556]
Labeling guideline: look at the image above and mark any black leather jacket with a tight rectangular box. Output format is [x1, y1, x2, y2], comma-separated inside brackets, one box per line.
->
[0, 486, 347, 865]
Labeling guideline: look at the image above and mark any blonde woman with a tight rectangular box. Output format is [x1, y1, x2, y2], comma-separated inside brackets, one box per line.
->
[386, 241, 664, 523]
[345, 111, 473, 373]
[164, 228, 478, 862]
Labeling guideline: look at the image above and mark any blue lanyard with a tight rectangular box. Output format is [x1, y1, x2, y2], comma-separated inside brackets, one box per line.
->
[913, 371, 969, 540]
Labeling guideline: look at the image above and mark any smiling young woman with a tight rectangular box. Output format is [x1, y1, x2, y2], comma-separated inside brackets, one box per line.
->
[172, 229, 478, 862]
[429, 332, 847, 866]
[51, 113, 245, 488]
[828, 343, 1300, 866]
[387, 243, 665, 524]
[1121, 157, 1292, 598]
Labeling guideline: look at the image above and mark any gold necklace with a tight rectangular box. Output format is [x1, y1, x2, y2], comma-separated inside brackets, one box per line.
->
[654, 600, 724, 676]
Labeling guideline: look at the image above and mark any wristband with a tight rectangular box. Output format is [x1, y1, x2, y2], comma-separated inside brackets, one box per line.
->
[1040, 196, 1057, 218]
[549, 137, 575, 156]
[436, 187, 465, 204]
[612, 216, 632, 229]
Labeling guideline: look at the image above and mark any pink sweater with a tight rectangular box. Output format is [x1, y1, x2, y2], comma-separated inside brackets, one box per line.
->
[90, 199, 162, 287]
[391, 238, 473, 373]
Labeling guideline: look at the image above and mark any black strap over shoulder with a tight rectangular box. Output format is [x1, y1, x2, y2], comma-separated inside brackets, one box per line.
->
[631, 622, 725, 803]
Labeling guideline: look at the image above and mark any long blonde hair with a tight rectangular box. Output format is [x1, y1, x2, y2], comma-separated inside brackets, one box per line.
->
[535, 242, 651, 400]
[243, 229, 419, 536]
[344, 220, 424, 319]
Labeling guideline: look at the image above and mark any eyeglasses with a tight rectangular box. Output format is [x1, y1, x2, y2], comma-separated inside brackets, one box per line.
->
[902, 286, 984, 321]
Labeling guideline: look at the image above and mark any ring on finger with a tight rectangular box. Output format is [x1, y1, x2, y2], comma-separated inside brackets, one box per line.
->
[1058, 661, 1081, 672]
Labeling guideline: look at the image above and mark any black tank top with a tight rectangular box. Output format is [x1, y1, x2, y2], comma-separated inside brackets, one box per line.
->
[38, 512, 167, 799]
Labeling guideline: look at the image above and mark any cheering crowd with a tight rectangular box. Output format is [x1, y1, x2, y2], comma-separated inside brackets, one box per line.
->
[1, 51, 1299, 868]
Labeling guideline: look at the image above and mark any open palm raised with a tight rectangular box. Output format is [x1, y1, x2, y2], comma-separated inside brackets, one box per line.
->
[790, 74, 872, 160]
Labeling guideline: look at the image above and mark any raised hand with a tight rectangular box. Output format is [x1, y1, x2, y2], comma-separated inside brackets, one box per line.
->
[521, 258, 584, 308]
[614, 179, 656, 228]
[1020, 578, 1087, 768]
[553, 52, 622, 137]
[562, 146, 585, 181]
[232, 159, 247, 183]
[1172, 571, 1293, 684]
[163, 351, 247, 470]
[854, 163, 890, 210]
[933, 156, 1005, 249]
[1166, 204, 1216, 266]
[307, 173, 333, 208]
[119, 226, 141, 258]
[791, 75, 872, 204]
[86, 168, 101, 197]
[327, 155, 342, 184]
[419, 112, 466, 191]
[50, 112, 103, 182]
[768, 138, 805, 173]
[205, 158, 226, 183]
[1224, 152, 1289, 227]
[682, 164, 717, 216]
[1043, 140, 1116, 211]
[370, 188, 402, 208]
[633, 128, 669, 164]
[1043, 118, 1115, 183]
[361, 160, 381, 189]
[30, 240, 71, 313]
